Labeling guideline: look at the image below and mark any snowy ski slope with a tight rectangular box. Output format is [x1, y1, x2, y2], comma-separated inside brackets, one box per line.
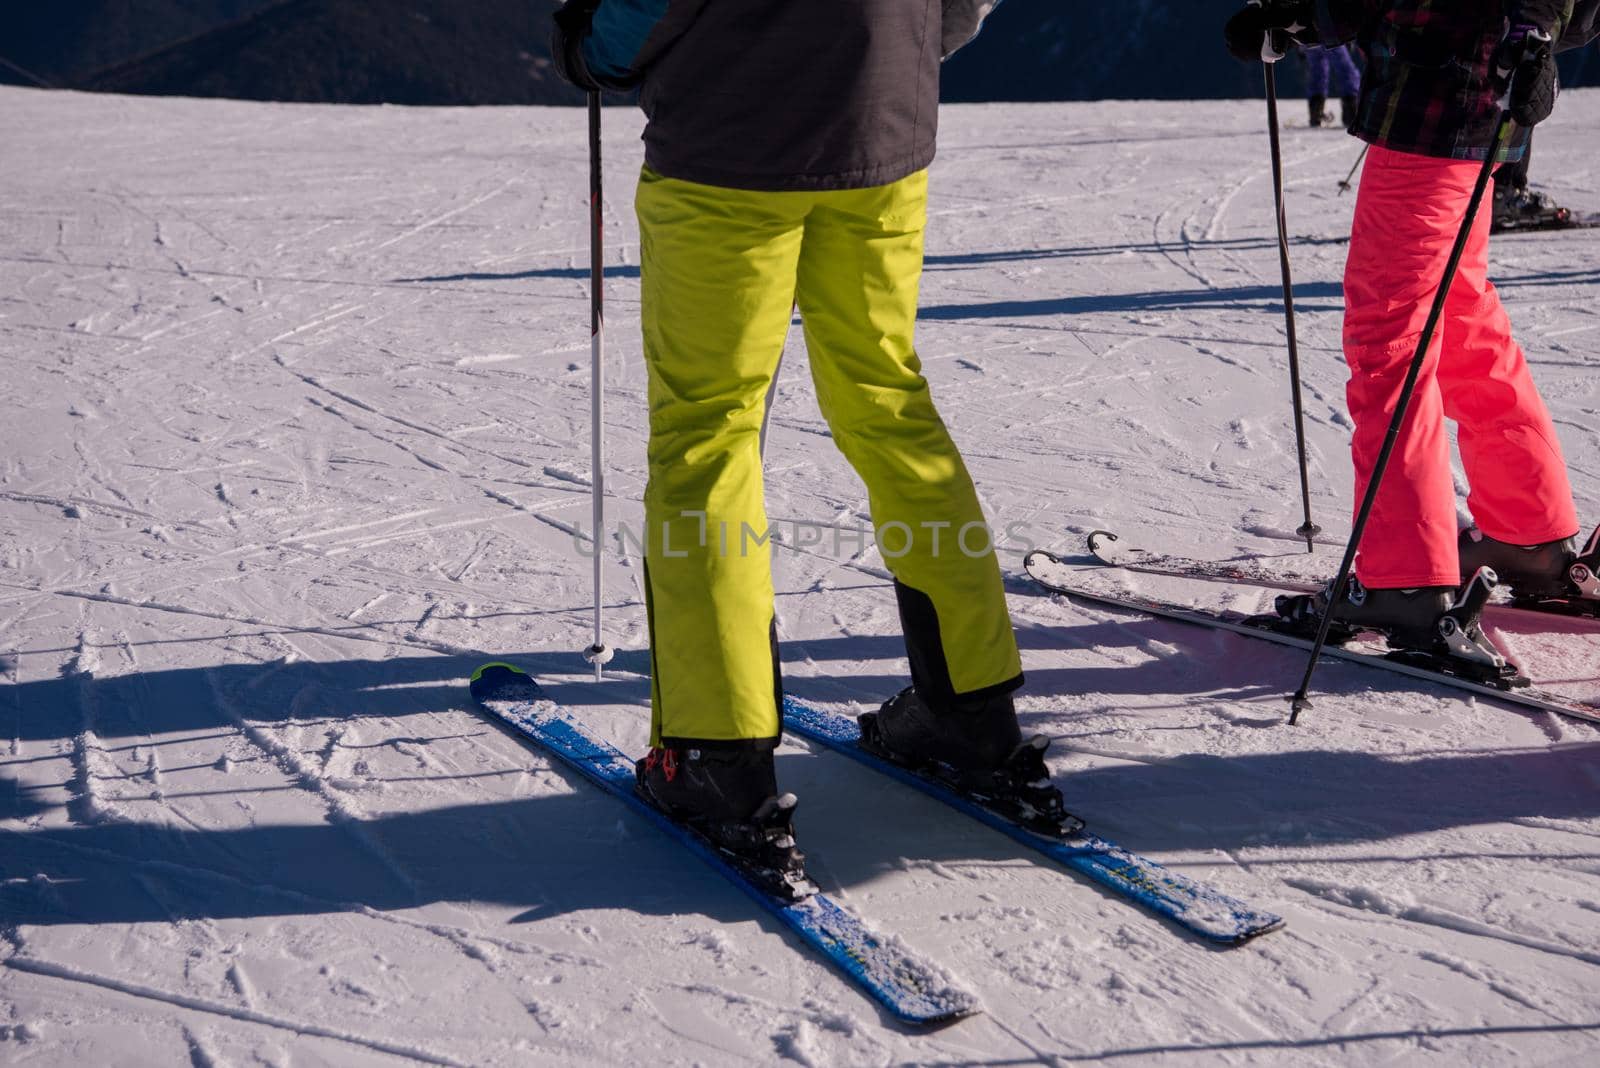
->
[2, 86, 1599, 1064]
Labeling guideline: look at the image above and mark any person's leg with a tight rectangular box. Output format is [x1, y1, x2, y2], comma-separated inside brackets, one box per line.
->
[1342, 145, 1463, 589]
[793, 170, 1022, 715]
[1332, 44, 1361, 127]
[1330, 43, 1361, 97]
[1303, 47, 1330, 97]
[1304, 47, 1330, 125]
[635, 168, 806, 752]
[1436, 178, 1578, 548]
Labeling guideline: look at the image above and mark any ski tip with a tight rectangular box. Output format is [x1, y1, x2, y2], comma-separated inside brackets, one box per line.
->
[1022, 548, 1063, 570]
[1086, 529, 1118, 553]
[901, 999, 983, 1028]
[1226, 913, 1288, 944]
[469, 661, 540, 701]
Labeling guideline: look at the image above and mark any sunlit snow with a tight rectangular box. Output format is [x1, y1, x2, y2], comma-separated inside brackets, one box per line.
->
[2, 86, 1598, 1065]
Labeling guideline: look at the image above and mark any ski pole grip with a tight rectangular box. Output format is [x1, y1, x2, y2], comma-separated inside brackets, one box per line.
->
[1261, 29, 1289, 64]
[1248, 0, 1290, 63]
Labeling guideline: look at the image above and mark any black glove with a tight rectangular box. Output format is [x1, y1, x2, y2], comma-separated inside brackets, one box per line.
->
[1224, 0, 1317, 63]
[1494, 24, 1558, 127]
[551, 0, 604, 92]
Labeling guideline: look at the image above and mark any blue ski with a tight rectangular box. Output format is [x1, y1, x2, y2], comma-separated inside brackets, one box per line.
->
[782, 696, 1284, 945]
[468, 663, 978, 1026]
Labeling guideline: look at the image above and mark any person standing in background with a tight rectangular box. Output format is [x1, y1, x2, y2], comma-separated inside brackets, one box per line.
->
[1301, 43, 1361, 128]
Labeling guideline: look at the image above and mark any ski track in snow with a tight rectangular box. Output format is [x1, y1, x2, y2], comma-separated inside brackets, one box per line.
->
[2, 87, 1600, 1064]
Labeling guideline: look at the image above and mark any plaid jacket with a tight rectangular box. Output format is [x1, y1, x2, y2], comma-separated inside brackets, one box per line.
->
[1314, 1, 1579, 161]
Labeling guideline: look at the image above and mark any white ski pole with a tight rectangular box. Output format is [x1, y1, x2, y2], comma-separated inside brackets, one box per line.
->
[582, 90, 613, 681]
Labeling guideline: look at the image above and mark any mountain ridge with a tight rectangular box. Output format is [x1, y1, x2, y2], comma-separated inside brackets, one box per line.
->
[4, 1, 1594, 103]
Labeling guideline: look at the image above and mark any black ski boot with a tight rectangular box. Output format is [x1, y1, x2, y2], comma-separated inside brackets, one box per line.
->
[1308, 95, 1329, 127]
[1459, 527, 1578, 599]
[636, 746, 812, 899]
[858, 687, 1082, 837]
[1460, 525, 1600, 614]
[1275, 577, 1452, 648]
[1271, 569, 1523, 686]
[1339, 94, 1358, 130]
[1492, 186, 1572, 233]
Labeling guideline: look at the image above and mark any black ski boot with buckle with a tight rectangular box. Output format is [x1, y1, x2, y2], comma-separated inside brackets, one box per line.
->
[635, 746, 812, 900]
[858, 687, 1083, 838]
[1270, 568, 1526, 687]
[1459, 525, 1600, 616]
[1273, 576, 1455, 649]
[1492, 185, 1574, 233]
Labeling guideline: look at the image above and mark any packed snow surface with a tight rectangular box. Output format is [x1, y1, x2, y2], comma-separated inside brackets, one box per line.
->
[3, 86, 1599, 1065]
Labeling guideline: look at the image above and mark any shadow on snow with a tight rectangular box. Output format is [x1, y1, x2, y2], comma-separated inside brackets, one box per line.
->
[4, 634, 1599, 932]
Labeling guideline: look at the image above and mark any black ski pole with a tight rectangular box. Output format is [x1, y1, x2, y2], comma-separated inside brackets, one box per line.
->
[582, 89, 613, 680]
[1288, 108, 1515, 725]
[1337, 144, 1369, 195]
[1262, 58, 1321, 553]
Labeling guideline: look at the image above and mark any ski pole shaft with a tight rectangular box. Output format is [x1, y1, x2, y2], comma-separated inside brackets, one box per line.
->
[1263, 61, 1321, 553]
[1289, 111, 1514, 724]
[1338, 144, 1369, 195]
[584, 90, 612, 681]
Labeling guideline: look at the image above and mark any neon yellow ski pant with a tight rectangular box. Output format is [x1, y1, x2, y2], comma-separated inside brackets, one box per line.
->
[638, 167, 1022, 749]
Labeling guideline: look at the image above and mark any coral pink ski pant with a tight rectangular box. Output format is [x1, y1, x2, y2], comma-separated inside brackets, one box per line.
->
[1344, 144, 1577, 588]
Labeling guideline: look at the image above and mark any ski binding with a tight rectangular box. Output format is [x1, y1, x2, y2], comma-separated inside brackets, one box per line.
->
[1024, 549, 1600, 726]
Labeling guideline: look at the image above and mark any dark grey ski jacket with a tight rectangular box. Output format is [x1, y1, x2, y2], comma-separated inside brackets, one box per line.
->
[559, 1, 1000, 191]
